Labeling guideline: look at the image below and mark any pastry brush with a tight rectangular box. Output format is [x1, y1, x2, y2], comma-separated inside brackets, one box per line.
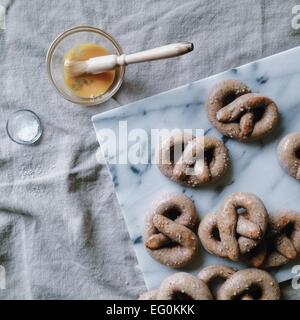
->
[64, 42, 193, 77]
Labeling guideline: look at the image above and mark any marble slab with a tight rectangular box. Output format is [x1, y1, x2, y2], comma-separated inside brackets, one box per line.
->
[92, 46, 300, 290]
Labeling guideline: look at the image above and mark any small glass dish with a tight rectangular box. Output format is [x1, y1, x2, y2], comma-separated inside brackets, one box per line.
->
[46, 26, 125, 106]
[6, 109, 43, 145]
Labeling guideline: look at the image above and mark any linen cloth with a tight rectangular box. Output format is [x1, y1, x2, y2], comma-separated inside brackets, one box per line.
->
[0, 0, 298, 299]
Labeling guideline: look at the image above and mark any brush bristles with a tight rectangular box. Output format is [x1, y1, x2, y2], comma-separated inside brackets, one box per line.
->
[64, 60, 87, 77]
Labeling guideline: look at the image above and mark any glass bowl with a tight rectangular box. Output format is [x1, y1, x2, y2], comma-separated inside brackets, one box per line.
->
[46, 26, 125, 106]
[6, 109, 43, 145]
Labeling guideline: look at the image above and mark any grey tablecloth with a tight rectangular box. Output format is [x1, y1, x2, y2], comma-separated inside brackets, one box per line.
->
[0, 0, 298, 300]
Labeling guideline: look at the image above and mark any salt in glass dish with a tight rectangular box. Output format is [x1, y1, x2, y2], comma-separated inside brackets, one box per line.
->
[6, 109, 43, 145]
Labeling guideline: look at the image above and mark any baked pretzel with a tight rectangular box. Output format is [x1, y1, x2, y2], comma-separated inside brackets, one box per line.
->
[144, 193, 199, 268]
[198, 192, 268, 262]
[139, 267, 280, 300]
[277, 132, 300, 180]
[198, 265, 261, 300]
[206, 80, 279, 141]
[156, 131, 229, 187]
[245, 210, 300, 268]
[198, 265, 241, 299]
[139, 272, 212, 300]
[217, 268, 280, 300]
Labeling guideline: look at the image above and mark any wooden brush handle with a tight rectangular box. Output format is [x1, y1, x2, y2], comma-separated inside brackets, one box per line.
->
[86, 42, 193, 74]
[122, 42, 193, 65]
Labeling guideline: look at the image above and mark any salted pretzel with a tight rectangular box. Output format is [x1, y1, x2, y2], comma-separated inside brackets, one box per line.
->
[156, 131, 229, 187]
[198, 265, 269, 300]
[246, 210, 300, 268]
[144, 193, 199, 268]
[139, 267, 280, 300]
[198, 192, 268, 262]
[217, 268, 280, 300]
[197, 265, 245, 299]
[139, 272, 212, 300]
[277, 132, 300, 180]
[206, 79, 279, 141]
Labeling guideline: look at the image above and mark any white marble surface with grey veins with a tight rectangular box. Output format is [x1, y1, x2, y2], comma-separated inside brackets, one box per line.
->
[93, 46, 300, 290]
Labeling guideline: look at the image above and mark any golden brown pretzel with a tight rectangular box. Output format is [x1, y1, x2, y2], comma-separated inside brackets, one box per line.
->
[277, 132, 300, 180]
[144, 193, 199, 268]
[156, 131, 229, 187]
[246, 210, 300, 268]
[198, 192, 268, 262]
[217, 269, 280, 300]
[206, 80, 279, 141]
[139, 272, 212, 300]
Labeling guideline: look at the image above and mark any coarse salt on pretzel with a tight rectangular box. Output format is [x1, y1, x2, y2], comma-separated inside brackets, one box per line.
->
[245, 210, 300, 268]
[206, 79, 279, 141]
[144, 193, 199, 268]
[198, 192, 268, 262]
[217, 268, 280, 300]
[139, 272, 212, 300]
[156, 131, 229, 187]
[277, 132, 300, 180]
